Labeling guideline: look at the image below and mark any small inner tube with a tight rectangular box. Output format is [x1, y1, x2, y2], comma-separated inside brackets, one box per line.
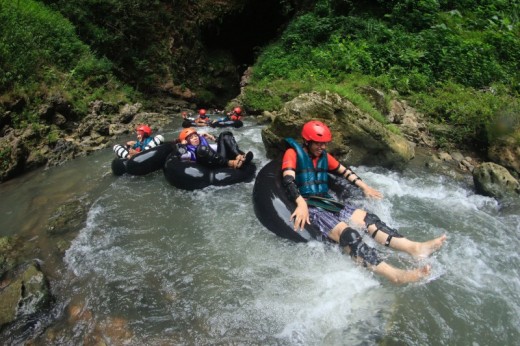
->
[112, 143, 174, 176]
[163, 153, 256, 190]
[182, 119, 197, 128]
[210, 120, 243, 128]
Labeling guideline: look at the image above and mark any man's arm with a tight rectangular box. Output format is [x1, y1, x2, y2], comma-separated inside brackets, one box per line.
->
[282, 170, 310, 231]
[335, 164, 383, 199]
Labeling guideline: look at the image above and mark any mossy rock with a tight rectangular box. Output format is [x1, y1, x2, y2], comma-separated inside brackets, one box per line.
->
[262, 91, 414, 169]
[46, 199, 89, 236]
[0, 262, 51, 327]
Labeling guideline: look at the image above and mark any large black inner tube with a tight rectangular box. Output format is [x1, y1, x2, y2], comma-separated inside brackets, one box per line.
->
[253, 160, 321, 242]
[163, 153, 256, 190]
[253, 160, 359, 243]
[111, 143, 174, 176]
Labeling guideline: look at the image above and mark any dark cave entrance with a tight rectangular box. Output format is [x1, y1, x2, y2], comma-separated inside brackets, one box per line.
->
[203, 0, 293, 68]
[200, 0, 294, 105]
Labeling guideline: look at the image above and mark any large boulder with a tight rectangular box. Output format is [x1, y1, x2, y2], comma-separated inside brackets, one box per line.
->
[473, 162, 520, 199]
[261, 91, 414, 169]
[488, 135, 520, 178]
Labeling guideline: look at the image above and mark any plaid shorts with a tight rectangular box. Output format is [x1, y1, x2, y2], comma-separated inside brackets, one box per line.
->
[308, 203, 357, 238]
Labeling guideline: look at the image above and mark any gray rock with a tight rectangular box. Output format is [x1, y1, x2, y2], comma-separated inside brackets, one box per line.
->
[473, 162, 520, 198]
[450, 151, 465, 162]
[488, 136, 520, 178]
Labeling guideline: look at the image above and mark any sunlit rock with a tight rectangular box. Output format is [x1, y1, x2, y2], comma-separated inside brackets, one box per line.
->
[473, 161, 520, 198]
[261, 91, 414, 169]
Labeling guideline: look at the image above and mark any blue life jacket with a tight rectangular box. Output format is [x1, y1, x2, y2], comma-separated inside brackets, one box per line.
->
[285, 138, 330, 197]
[186, 135, 210, 161]
[132, 137, 153, 151]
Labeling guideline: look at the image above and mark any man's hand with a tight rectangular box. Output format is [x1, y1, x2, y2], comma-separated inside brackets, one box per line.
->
[361, 185, 383, 199]
[290, 196, 310, 231]
[127, 148, 138, 159]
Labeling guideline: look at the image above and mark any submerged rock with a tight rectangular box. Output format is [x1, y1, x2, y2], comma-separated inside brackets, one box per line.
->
[0, 262, 52, 328]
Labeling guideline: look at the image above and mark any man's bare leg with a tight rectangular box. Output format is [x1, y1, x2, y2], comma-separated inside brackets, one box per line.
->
[329, 223, 432, 284]
[350, 210, 447, 258]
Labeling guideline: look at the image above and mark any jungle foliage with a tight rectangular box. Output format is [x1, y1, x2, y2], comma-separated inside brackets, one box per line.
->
[1, 0, 519, 152]
[249, 0, 520, 148]
[0, 0, 136, 124]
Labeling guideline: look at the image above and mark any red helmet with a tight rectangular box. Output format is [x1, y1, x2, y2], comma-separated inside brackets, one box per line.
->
[301, 120, 332, 142]
[233, 107, 242, 114]
[136, 124, 152, 137]
[179, 128, 197, 142]
[199, 109, 207, 116]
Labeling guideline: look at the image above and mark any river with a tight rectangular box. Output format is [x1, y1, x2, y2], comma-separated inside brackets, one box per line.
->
[1, 119, 519, 345]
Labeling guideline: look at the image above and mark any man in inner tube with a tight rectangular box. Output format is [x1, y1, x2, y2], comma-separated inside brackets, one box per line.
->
[282, 120, 447, 284]
[227, 106, 243, 121]
[113, 124, 164, 159]
[177, 127, 253, 169]
[194, 108, 211, 126]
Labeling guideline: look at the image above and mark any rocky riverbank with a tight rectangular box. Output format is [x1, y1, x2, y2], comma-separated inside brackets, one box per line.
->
[0, 97, 191, 182]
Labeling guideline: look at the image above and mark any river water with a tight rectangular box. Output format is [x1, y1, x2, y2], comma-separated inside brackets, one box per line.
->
[1, 119, 519, 345]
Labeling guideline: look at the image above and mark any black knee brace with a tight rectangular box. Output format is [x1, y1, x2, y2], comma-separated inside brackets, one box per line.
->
[339, 228, 382, 267]
[364, 213, 403, 247]
[196, 145, 227, 167]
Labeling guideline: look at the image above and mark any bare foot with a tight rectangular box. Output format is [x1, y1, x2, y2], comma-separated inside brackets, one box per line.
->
[412, 234, 447, 259]
[392, 265, 432, 284]
[374, 262, 431, 284]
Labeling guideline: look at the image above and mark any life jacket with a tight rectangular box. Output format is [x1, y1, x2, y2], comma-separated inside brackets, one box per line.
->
[132, 137, 153, 152]
[285, 138, 330, 198]
[186, 135, 210, 161]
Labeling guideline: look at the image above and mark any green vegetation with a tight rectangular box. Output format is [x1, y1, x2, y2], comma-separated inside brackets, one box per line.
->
[1, 0, 519, 155]
[247, 0, 520, 149]
[39, 0, 172, 91]
[0, 0, 136, 130]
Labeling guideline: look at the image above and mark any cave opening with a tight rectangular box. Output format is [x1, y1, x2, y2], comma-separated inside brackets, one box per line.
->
[202, 0, 294, 74]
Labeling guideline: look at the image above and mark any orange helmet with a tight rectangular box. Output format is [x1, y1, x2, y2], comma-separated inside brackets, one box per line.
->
[233, 107, 242, 114]
[302, 120, 332, 142]
[136, 124, 152, 137]
[199, 109, 207, 117]
[179, 128, 197, 142]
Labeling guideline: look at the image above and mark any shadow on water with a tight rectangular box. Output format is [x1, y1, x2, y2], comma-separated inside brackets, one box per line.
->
[1, 121, 519, 345]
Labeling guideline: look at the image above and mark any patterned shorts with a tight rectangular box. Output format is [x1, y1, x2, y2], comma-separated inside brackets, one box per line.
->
[308, 204, 357, 237]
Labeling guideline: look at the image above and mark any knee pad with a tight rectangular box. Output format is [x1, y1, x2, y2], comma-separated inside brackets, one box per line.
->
[339, 228, 382, 266]
[364, 213, 403, 247]
[196, 145, 226, 167]
[113, 144, 129, 159]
